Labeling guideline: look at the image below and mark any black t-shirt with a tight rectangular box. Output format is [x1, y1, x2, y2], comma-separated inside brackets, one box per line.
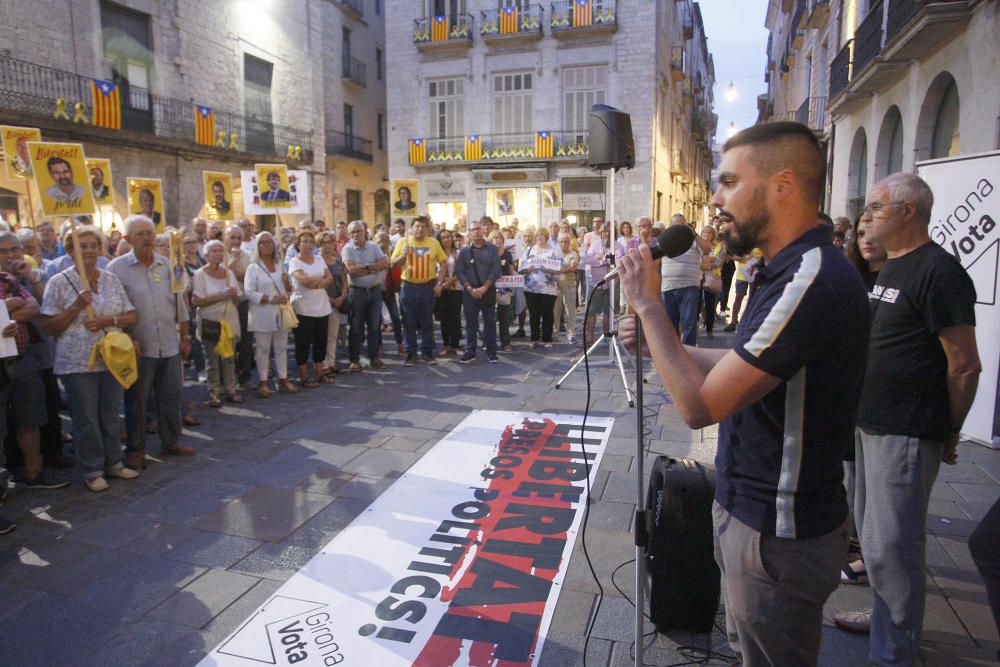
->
[857, 242, 976, 440]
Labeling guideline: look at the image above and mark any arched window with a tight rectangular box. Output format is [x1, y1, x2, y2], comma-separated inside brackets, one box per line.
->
[846, 128, 868, 221]
[875, 106, 904, 179]
[931, 79, 960, 158]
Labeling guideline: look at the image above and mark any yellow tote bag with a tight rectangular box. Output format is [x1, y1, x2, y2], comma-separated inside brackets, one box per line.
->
[215, 320, 235, 359]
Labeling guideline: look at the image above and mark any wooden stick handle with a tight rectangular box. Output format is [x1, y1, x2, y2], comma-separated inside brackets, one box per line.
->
[67, 216, 96, 320]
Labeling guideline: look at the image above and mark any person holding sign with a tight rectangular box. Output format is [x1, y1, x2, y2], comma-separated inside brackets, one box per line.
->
[519, 228, 561, 349]
[40, 226, 139, 492]
[109, 216, 196, 469]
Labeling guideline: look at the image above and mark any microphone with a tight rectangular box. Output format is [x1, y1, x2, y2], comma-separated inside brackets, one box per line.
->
[596, 225, 696, 286]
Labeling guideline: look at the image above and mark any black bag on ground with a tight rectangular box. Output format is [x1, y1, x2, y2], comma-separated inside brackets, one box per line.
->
[645, 456, 720, 634]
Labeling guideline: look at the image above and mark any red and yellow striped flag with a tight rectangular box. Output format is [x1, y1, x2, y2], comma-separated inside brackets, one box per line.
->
[431, 15, 449, 41]
[535, 131, 554, 158]
[464, 135, 482, 161]
[90, 79, 121, 130]
[500, 6, 519, 33]
[409, 138, 426, 163]
[194, 104, 215, 146]
[573, 0, 592, 27]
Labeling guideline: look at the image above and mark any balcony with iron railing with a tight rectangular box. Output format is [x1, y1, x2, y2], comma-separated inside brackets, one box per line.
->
[550, 0, 617, 36]
[806, 0, 830, 29]
[408, 130, 589, 165]
[481, 4, 544, 41]
[413, 14, 474, 48]
[326, 130, 372, 162]
[883, 0, 971, 60]
[341, 55, 367, 88]
[853, 0, 884, 76]
[788, 96, 827, 131]
[0, 53, 312, 160]
[829, 39, 852, 100]
[336, 0, 363, 18]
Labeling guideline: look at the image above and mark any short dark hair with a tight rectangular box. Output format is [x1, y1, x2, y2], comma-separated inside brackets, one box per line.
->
[817, 211, 833, 225]
[723, 121, 826, 208]
[47, 156, 71, 172]
[414, 215, 431, 227]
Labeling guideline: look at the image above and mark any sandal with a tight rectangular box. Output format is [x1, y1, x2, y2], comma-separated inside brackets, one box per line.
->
[182, 415, 201, 427]
[257, 385, 272, 398]
[303, 379, 320, 389]
[279, 379, 300, 394]
[319, 373, 337, 384]
[841, 559, 868, 585]
[207, 395, 222, 408]
[226, 393, 245, 404]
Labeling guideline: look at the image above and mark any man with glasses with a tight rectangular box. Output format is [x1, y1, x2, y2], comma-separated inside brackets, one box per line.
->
[342, 221, 388, 372]
[834, 174, 981, 666]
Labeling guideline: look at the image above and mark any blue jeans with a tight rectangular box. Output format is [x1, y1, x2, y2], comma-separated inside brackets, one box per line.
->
[463, 292, 497, 355]
[400, 281, 436, 355]
[662, 285, 701, 346]
[349, 285, 383, 362]
[124, 354, 183, 453]
[61, 371, 124, 478]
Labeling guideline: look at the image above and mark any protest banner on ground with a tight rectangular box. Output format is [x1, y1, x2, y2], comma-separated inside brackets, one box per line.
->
[201, 410, 614, 667]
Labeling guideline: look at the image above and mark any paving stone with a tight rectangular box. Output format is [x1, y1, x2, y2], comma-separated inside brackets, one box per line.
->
[229, 542, 320, 581]
[282, 496, 371, 550]
[123, 480, 252, 526]
[121, 522, 203, 557]
[147, 568, 261, 629]
[193, 486, 333, 543]
[591, 594, 641, 641]
[537, 630, 613, 667]
[601, 471, 640, 504]
[340, 448, 422, 478]
[79, 616, 210, 667]
[547, 587, 596, 637]
[949, 482, 1000, 504]
[201, 578, 284, 647]
[70, 512, 169, 549]
[162, 530, 261, 569]
[72, 554, 208, 619]
[585, 500, 635, 531]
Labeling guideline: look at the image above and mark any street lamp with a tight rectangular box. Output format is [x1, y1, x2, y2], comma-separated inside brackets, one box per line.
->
[725, 80, 737, 102]
[727, 121, 738, 138]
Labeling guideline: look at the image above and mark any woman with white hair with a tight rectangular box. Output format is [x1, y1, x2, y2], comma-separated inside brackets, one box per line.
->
[245, 231, 298, 397]
[192, 239, 242, 407]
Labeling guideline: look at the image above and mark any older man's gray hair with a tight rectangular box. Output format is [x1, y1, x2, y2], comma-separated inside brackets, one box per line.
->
[123, 214, 155, 236]
[347, 220, 367, 234]
[0, 230, 20, 247]
[882, 172, 934, 224]
[15, 227, 36, 243]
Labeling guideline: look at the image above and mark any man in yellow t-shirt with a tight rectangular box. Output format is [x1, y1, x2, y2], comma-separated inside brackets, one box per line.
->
[390, 215, 446, 366]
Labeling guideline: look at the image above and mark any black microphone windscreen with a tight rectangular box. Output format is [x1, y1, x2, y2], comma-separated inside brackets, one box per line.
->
[654, 225, 696, 259]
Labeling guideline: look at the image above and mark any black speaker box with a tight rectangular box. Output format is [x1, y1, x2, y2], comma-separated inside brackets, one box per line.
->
[587, 105, 635, 170]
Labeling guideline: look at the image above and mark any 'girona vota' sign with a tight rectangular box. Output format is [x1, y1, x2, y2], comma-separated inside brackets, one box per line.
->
[201, 411, 614, 666]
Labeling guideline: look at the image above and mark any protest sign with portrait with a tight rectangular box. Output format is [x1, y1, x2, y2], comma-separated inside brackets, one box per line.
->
[391, 179, 419, 217]
[27, 141, 96, 216]
[203, 171, 234, 221]
[127, 177, 165, 232]
[254, 164, 292, 209]
[542, 181, 561, 209]
[2, 126, 41, 180]
[85, 158, 114, 205]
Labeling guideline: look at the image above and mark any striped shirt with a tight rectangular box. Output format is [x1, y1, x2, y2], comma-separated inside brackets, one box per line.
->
[391, 236, 446, 284]
[717, 225, 870, 539]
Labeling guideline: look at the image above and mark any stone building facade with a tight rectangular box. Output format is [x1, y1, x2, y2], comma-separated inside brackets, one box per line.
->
[384, 0, 716, 231]
[760, 0, 999, 218]
[0, 0, 388, 231]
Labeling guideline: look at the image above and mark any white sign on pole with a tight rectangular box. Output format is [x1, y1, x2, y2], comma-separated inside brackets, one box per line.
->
[240, 169, 310, 215]
[918, 150, 999, 448]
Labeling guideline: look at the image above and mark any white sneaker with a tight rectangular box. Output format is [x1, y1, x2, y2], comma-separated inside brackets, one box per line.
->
[106, 466, 139, 480]
[85, 476, 109, 492]
[832, 609, 872, 634]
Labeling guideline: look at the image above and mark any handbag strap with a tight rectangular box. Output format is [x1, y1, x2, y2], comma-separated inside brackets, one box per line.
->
[61, 271, 108, 334]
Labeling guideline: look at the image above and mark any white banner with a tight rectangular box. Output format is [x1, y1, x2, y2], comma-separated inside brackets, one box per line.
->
[201, 410, 614, 666]
[241, 169, 310, 215]
[496, 275, 524, 289]
[918, 151, 999, 447]
[519, 256, 562, 272]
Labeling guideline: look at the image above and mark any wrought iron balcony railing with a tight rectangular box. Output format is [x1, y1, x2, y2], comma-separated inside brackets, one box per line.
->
[853, 0, 884, 76]
[341, 55, 367, 87]
[326, 130, 372, 161]
[788, 96, 827, 131]
[550, 0, 617, 32]
[408, 130, 589, 165]
[829, 40, 852, 99]
[480, 4, 544, 38]
[413, 14, 474, 45]
[0, 53, 312, 159]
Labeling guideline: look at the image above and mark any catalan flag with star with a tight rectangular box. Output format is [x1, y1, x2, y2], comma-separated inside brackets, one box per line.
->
[431, 15, 449, 41]
[409, 138, 426, 163]
[194, 104, 215, 146]
[464, 135, 482, 161]
[573, 0, 592, 27]
[90, 79, 121, 130]
[500, 5, 518, 33]
[535, 131, 554, 158]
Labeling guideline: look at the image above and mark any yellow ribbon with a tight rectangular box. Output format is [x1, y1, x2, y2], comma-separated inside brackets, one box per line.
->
[215, 130, 228, 148]
[286, 145, 302, 160]
[228, 132, 239, 150]
[54, 97, 70, 120]
[72, 102, 89, 124]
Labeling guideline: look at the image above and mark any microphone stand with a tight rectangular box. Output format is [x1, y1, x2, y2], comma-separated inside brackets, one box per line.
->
[633, 316, 649, 667]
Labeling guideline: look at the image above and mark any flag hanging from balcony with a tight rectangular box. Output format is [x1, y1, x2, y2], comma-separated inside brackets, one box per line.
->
[573, 0, 592, 27]
[90, 79, 121, 130]
[409, 138, 426, 164]
[500, 5, 519, 33]
[194, 104, 216, 146]
[431, 15, 449, 41]
[464, 135, 482, 161]
[535, 131, 554, 158]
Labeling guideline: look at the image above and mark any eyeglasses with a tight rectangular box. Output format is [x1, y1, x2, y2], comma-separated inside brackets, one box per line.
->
[862, 201, 906, 216]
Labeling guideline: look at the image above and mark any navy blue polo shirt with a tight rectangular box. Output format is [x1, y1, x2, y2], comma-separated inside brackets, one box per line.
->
[716, 226, 870, 539]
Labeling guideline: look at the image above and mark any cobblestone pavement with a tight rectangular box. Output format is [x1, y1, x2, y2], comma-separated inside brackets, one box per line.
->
[0, 325, 996, 666]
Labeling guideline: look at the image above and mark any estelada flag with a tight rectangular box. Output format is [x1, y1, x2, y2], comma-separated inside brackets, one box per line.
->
[573, 0, 592, 27]
[90, 79, 121, 130]
[409, 138, 426, 163]
[194, 104, 215, 146]
[464, 135, 481, 161]
[431, 15, 449, 41]
[535, 131, 554, 158]
[500, 5, 518, 33]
